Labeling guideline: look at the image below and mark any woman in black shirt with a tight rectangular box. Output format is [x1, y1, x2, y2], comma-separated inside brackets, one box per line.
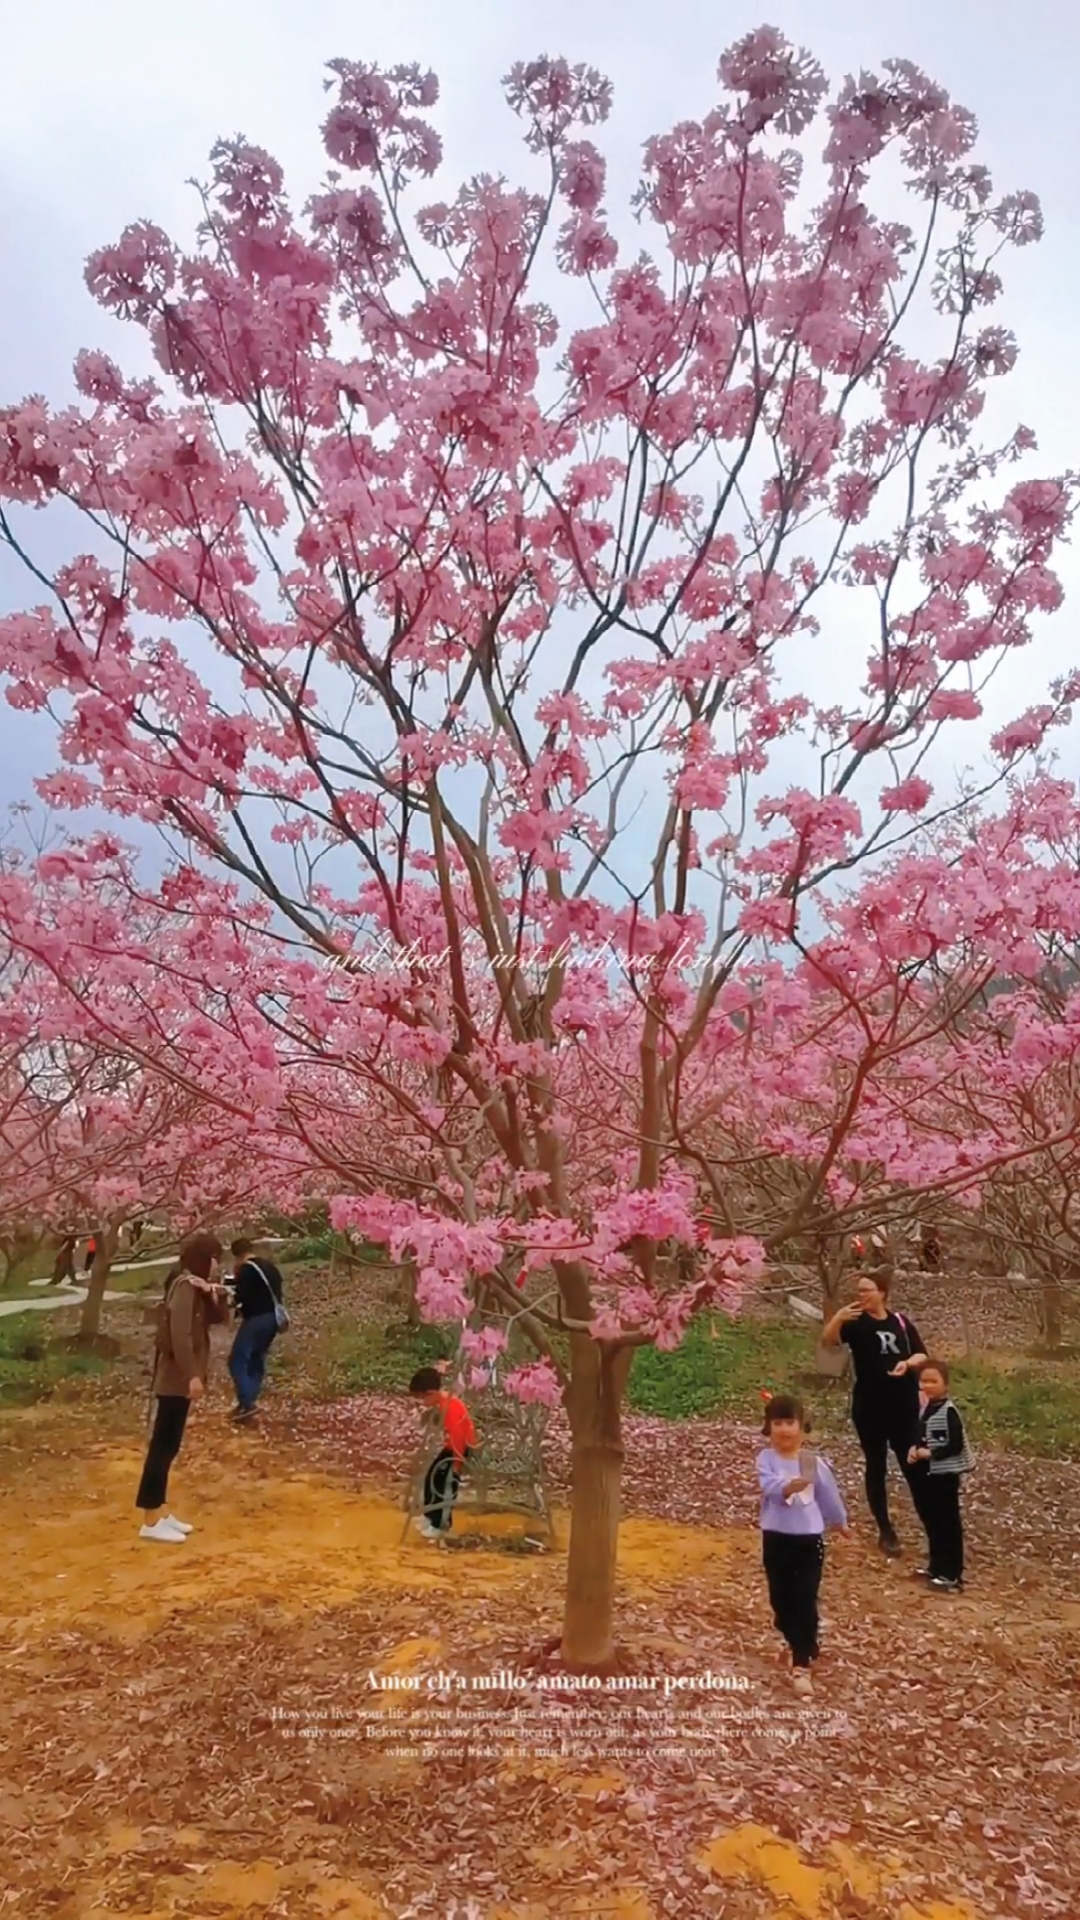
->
[822, 1272, 928, 1556]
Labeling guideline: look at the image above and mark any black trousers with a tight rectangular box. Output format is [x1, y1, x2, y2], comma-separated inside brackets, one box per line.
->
[762, 1532, 824, 1667]
[422, 1446, 463, 1532]
[852, 1399, 918, 1538]
[913, 1471, 964, 1581]
[136, 1396, 190, 1511]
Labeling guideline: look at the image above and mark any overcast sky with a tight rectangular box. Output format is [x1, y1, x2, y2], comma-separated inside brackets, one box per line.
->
[2, 0, 1078, 829]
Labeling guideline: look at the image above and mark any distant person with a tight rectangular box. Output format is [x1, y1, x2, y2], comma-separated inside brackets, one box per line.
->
[50, 1233, 77, 1286]
[920, 1228, 942, 1274]
[227, 1237, 288, 1422]
[409, 1367, 476, 1538]
[136, 1231, 229, 1543]
[130, 1218, 145, 1252]
[756, 1394, 849, 1697]
[849, 1230, 884, 1268]
[83, 1233, 97, 1276]
[908, 1359, 974, 1592]
[822, 1272, 928, 1557]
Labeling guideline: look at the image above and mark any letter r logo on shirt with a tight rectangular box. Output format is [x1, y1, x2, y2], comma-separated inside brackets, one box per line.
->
[877, 1331, 900, 1356]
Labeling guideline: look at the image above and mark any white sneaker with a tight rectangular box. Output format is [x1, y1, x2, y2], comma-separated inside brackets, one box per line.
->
[139, 1518, 186, 1543]
[413, 1519, 439, 1539]
[164, 1515, 192, 1534]
[792, 1670, 813, 1699]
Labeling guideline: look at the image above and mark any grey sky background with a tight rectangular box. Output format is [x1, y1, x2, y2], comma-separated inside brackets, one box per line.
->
[1, 0, 1078, 839]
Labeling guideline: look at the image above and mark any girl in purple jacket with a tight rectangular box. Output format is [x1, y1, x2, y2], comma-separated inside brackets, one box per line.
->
[757, 1394, 849, 1697]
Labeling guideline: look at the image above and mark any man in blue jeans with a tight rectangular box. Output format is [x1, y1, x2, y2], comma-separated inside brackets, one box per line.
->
[227, 1237, 286, 1422]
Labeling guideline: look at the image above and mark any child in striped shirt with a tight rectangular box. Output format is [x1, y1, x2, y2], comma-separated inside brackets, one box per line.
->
[907, 1359, 973, 1592]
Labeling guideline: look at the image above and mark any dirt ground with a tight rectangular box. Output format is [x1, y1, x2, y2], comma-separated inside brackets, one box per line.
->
[1, 1393, 1078, 1920]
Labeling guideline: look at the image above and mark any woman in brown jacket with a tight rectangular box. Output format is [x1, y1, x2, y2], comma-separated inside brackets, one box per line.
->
[136, 1230, 229, 1543]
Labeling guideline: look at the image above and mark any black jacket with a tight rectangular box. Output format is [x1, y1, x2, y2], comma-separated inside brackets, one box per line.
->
[232, 1258, 284, 1322]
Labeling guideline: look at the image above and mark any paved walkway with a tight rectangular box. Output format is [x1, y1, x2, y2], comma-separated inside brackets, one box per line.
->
[2, 1238, 286, 1320]
[0, 1286, 129, 1320]
[26, 1259, 169, 1286]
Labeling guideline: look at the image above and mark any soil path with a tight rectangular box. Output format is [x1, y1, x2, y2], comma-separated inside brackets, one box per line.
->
[1, 1401, 1077, 1918]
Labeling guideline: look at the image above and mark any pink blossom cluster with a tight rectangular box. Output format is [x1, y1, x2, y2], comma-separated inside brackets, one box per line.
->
[0, 28, 1078, 1427]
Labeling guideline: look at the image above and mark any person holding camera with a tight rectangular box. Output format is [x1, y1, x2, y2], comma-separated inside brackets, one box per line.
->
[227, 1236, 288, 1422]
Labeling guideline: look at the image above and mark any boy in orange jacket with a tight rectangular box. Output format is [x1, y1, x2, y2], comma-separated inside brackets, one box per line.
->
[409, 1366, 477, 1538]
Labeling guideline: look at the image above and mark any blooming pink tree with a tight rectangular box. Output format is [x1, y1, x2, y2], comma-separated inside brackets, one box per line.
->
[1, 29, 1077, 1663]
[0, 868, 320, 1338]
[0, 944, 65, 1286]
[722, 784, 1080, 1255]
[861, 781, 1080, 1344]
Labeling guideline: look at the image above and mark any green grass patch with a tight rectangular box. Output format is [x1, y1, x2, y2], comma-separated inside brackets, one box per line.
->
[627, 1315, 1080, 1458]
[0, 1313, 111, 1406]
[296, 1316, 454, 1398]
[280, 1233, 385, 1267]
[628, 1314, 824, 1423]
[947, 1358, 1080, 1460]
[99, 1261, 174, 1295]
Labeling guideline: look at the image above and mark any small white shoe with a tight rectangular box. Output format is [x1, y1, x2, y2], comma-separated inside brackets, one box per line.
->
[792, 1670, 813, 1699]
[139, 1518, 186, 1543]
[413, 1519, 439, 1540]
[164, 1515, 192, 1534]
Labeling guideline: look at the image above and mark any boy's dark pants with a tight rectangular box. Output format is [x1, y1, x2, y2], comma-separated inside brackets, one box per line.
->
[423, 1446, 464, 1532]
[913, 1471, 964, 1581]
[763, 1531, 824, 1667]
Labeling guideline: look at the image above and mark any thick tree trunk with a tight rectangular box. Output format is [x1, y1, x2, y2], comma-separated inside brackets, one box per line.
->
[78, 1226, 120, 1340]
[404, 1259, 421, 1328]
[560, 1337, 632, 1670]
[0, 1224, 46, 1290]
[814, 1262, 849, 1378]
[1039, 1279, 1066, 1351]
[814, 1332, 849, 1378]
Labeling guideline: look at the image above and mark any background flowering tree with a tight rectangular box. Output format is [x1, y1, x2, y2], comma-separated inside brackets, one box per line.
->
[0, 943, 66, 1287]
[873, 783, 1080, 1347]
[1, 28, 1077, 1664]
[0, 864, 321, 1338]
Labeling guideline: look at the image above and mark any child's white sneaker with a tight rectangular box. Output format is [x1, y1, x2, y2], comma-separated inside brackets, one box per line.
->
[164, 1515, 192, 1534]
[139, 1518, 186, 1543]
[414, 1519, 440, 1540]
[792, 1670, 813, 1698]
